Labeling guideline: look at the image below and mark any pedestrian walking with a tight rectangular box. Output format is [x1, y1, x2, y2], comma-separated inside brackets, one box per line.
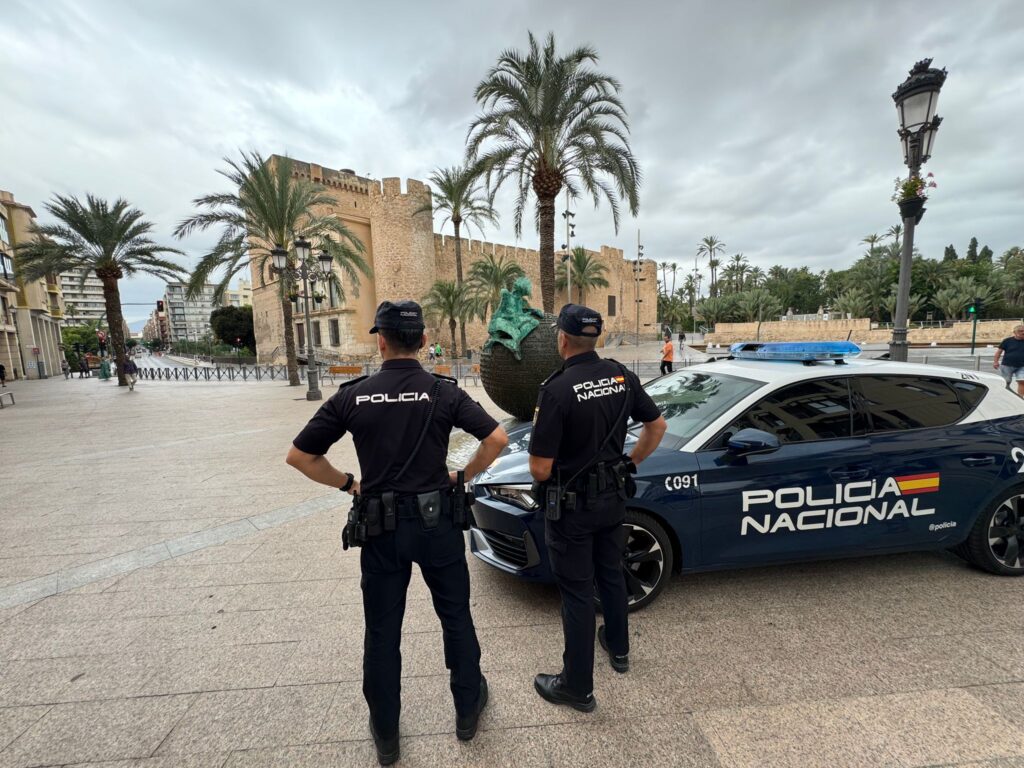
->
[0, 361, 6, 387]
[678, 330, 686, 351]
[286, 300, 508, 765]
[435, 343, 445, 363]
[61, 359, 70, 379]
[78, 358, 90, 378]
[660, 334, 674, 376]
[994, 324, 1024, 396]
[528, 304, 666, 712]
[428, 344, 435, 363]
[122, 357, 139, 390]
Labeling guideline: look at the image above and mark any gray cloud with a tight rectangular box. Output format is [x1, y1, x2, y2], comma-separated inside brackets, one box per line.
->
[1, 0, 1021, 324]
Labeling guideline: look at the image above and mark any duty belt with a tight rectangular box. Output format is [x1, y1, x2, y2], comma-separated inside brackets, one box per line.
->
[342, 470, 474, 550]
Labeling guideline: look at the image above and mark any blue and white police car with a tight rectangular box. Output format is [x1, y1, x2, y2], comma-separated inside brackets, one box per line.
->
[468, 342, 1024, 610]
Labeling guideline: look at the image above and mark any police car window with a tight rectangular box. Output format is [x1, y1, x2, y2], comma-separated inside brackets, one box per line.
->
[642, 371, 761, 443]
[856, 375, 964, 431]
[715, 379, 857, 446]
[949, 380, 986, 415]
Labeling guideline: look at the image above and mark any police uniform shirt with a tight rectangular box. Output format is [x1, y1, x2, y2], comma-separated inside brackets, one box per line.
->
[292, 359, 499, 495]
[529, 351, 661, 477]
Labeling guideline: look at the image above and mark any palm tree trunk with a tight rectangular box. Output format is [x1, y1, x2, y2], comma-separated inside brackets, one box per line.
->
[98, 276, 128, 386]
[454, 221, 467, 358]
[538, 195, 556, 314]
[281, 295, 300, 386]
[448, 318, 457, 359]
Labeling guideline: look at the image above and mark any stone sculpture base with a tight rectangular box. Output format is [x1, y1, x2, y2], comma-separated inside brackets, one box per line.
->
[480, 313, 563, 421]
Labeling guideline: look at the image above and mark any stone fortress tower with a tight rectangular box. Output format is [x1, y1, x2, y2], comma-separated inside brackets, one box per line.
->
[251, 156, 658, 363]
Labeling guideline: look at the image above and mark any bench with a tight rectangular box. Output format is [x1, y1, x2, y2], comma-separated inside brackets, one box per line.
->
[0, 390, 14, 408]
[327, 365, 364, 377]
[462, 363, 481, 386]
[433, 364, 452, 377]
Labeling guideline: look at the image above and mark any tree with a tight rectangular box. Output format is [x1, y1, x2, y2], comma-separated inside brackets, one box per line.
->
[696, 236, 726, 296]
[861, 233, 883, 253]
[746, 266, 765, 289]
[422, 281, 478, 357]
[468, 31, 640, 313]
[695, 296, 735, 328]
[966, 237, 979, 262]
[658, 262, 671, 297]
[556, 246, 610, 305]
[886, 224, 903, 250]
[61, 319, 104, 369]
[735, 289, 782, 323]
[175, 152, 370, 386]
[943, 244, 958, 261]
[831, 288, 873, 319]
[932, 287, 970, 321]
[209, 305, 255, 352]
[468, 252, 525, 323]
[16, 195, 185, 386]
[680, 273, 698, 315]
[882, 287, 925, 322]
[418, 164, 498, 354]
[670, 263, 678, 296]
[979, 245, 994, 263]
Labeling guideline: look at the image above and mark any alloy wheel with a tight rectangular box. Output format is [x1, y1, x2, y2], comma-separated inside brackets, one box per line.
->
[622, 522, 665, 604]
[988, 494, 1024, 569]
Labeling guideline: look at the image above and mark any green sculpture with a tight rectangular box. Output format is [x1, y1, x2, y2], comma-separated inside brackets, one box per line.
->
[484, 277, 545, 361]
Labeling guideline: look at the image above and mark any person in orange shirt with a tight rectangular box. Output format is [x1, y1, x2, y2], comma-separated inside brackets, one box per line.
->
[660, 334, 674, 376]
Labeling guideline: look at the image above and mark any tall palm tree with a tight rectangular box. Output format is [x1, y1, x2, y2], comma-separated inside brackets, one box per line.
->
[468, 251, 525, 322]
[670, 263, 678, 295]
[861, 233, 883, 253]
[658, 261, 671, 297]
[175, 152, 370, 386]
[680, 273, 698, 315]
[696, 236, 726, 296]
[15, 194, 185, 386]
[887, 224, 903, 250]
[422, 281, 478, 357]
[468, 31, 641, 313]
[556, 246, 610, 305]
[747, 266, 766, 289]
[417, 165, 498, 355]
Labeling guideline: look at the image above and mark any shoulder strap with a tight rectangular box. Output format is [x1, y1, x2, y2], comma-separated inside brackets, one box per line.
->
[391, 378, 443, 484]
[560, 363, 633, 490]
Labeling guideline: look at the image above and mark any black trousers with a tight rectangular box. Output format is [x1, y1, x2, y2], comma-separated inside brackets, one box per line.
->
[360, 514, 482, 738]
[545, 491, 629, 696]
[660, 360, 673, 375]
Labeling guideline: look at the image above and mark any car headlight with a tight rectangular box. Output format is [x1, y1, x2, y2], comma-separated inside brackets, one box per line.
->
[487, 484, 538, 511]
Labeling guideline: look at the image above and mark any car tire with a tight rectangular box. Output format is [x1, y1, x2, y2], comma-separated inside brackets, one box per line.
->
[962, 488, 1024, 576]
[595, 509, 675, 613]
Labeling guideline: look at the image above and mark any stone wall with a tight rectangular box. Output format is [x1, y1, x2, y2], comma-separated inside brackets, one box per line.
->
[707, 318, 1024, 346]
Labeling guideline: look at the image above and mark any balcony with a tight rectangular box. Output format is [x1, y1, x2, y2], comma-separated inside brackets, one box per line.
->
[46, 282, 61, 294]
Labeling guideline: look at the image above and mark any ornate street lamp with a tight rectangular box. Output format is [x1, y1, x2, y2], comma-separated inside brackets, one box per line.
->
[270, 238, 333, 400]
[889, 58, 946, 362]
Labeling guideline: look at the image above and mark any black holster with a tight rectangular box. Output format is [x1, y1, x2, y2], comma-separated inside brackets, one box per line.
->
[342, 497, 368, 550]
[451, 470, 473, 531]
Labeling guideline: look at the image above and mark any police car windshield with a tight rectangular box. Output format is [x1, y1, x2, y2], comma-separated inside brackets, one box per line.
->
[638, 371, 761, 442]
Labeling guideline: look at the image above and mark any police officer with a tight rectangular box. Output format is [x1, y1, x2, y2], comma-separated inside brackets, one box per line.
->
[286, 300, 509, 765]
[528, 304, 667, 711]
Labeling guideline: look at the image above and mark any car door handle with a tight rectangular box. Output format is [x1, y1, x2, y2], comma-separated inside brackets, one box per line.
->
[829, 467, 871, 481]
[962, 456, 996, 467]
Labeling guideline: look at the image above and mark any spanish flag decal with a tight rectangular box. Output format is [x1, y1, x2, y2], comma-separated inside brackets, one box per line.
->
[614, 376, 625, 383]
[894, 472, 940, 495]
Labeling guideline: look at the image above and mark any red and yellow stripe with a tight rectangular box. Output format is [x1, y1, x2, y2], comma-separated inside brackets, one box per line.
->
[894, 472, 940, 495]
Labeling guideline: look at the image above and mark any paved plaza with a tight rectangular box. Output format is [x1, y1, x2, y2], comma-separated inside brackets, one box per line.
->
[1, 376, 1024, 767]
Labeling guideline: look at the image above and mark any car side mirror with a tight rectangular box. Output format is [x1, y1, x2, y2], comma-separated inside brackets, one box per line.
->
[726, 428, 780, 456]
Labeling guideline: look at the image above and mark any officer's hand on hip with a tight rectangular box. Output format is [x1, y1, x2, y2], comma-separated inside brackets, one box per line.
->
[346, 479, 361, 496]
[448, 471, 460, 487]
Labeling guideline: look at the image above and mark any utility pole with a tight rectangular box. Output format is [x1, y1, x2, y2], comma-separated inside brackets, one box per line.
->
[634, 230, 645, 374]
[560, 191, 576, 304]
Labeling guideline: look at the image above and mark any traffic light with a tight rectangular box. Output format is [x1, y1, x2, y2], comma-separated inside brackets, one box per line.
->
[156, 300, 165, 312]
[968, 297, 983, 315]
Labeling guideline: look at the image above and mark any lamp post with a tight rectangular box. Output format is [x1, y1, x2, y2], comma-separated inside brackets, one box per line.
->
[889, 58, 946, 362]
[271, 237, 334, 401]
[560, 192, 576, 303]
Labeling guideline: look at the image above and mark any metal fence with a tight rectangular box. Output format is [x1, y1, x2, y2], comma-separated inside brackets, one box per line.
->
[138, 363, 484, 385]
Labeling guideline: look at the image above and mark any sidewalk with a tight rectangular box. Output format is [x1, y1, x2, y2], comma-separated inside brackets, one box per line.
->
[1, 378, 1023, 767]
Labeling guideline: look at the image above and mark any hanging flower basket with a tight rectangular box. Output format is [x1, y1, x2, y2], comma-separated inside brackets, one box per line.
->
[897, 196, 926, 224]
[288, 292, 299, 303]
[313, 294, 325, 305]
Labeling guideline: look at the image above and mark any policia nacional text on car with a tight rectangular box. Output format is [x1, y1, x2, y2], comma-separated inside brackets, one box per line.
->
[529, 304, 667, 712]
[286, 301, 508, 766]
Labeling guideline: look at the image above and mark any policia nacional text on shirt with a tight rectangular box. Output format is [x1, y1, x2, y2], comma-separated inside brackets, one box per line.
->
[286, 300, 508, 766]
[528, 304, 667, 712]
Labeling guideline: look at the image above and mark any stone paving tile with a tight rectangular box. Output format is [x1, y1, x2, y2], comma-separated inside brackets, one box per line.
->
[222, 742, 375, 767]
[128, 610, 268, 653]
[118, 585, 243, 619]
[65, 755, 229, 768]
[138, 641, 299, 696]
[13, 592, 126, 624]
[0, 657, 87, 707]
[0, 694, 195, 767]
[54, 650, 173, 703]
[542, 714, 722, 767]
[156, 683, 338, 755]
[225, 580, 339, 612]
[0, 617, 150, 661]
[0, 706, 50, 752]
[964, 681, 1024, 723]
[397, 725, 550, 768]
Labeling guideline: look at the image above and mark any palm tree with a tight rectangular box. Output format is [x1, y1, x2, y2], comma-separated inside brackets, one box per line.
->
[468, 31, 641, 313]
[695, 296, 735, 328]
[696, 236, 726, 296]
[729, 253, 749, 289]
[747, 266, 766, 289]
[670, 263, 678, 296]
[680, 273, 698, 315]
[658, 262, 671, 297]
[15, 194, 185, 386]
[417, 165, 498, 355]
[932, 287, 970, 322]
[882, 287, 925, 322]
[887, 224, 903, 250]
[736, 289, 782, 323]
[175, 152, 370, 386]
[556, 246, 610, 305]
[831, 287, 873, 319]
[422, 281, 478, 357]
[468, 251, 525, 322]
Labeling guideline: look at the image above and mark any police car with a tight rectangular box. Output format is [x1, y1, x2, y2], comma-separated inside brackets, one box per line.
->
[468, 342, 1024, 610]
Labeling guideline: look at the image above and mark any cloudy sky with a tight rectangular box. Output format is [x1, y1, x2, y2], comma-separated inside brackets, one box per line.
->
[2, 0, 1022, 325]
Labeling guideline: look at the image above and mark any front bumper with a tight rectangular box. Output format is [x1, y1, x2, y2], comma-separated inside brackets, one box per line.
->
[469, 490, 552, 582]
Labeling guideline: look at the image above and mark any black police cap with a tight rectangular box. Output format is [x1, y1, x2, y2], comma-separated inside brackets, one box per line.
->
[556, 303, 603, 337]
[369, 300, 425, 334]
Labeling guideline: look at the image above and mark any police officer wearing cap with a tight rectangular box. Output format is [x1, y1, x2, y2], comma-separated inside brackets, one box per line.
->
[528, 304, 667, 712]
[286, 300, 508, 765]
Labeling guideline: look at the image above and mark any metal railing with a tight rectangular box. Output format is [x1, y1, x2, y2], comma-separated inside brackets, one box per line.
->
[137, 361, 484, 385]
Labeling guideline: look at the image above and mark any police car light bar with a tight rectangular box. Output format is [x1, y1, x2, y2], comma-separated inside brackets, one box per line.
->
[730, 341, 861, 363]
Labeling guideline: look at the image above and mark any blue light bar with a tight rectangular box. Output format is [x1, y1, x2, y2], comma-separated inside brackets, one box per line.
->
[730, 341, 861, 362]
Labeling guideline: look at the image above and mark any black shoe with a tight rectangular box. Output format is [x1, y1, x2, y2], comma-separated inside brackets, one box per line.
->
[533, 673, 596, 712]
[368, 716, 400, 766]
[456, 676, 489, 741]
[598, 625, 629, 674]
